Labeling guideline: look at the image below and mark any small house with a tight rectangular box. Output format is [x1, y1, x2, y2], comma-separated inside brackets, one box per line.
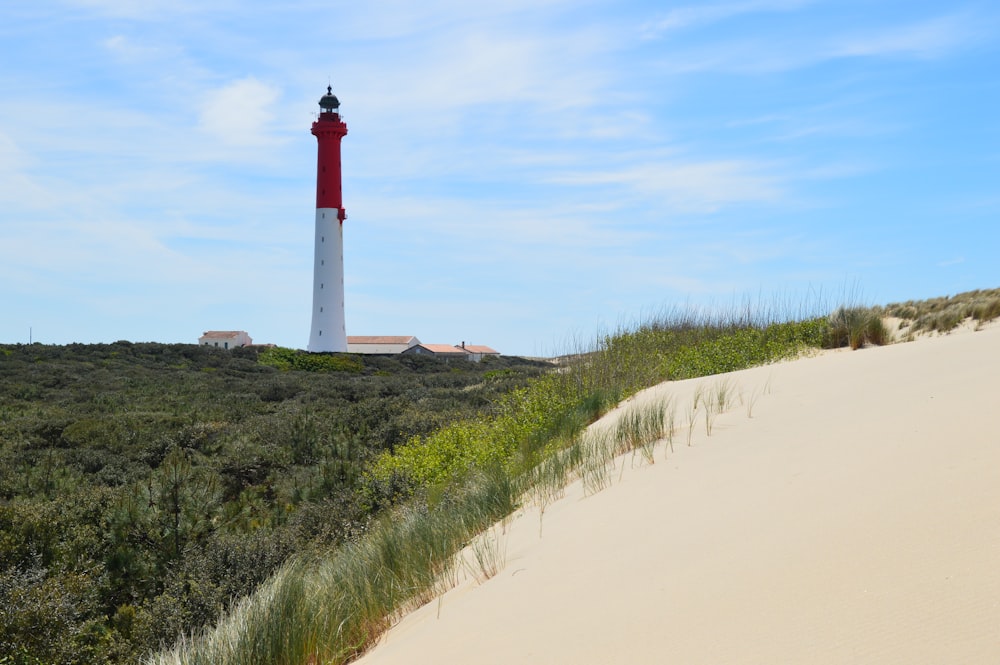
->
[199, 330, 253, 349]
[347, 336, 421, 354]
[402, 343, 470, 360]
[458, 343, 500, 362]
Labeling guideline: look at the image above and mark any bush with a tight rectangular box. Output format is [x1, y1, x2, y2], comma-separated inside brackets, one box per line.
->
[0, 564, 106, 665]
[257, 347, 363, 373]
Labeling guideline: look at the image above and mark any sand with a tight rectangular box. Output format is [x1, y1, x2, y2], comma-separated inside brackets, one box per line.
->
[354, 323, 1000, 664]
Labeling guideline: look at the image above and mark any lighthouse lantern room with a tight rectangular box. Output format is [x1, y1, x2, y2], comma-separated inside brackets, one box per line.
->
[307, 85, 349, 352]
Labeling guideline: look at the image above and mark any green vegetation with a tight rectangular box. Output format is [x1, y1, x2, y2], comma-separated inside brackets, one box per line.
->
[258, 347, 364, 373]
[148, 308, 840, 665]
[368, 315, 826, 495]
[0, 343, 546, 664]
[151, 466, 519, 665]
[7, 290, 998, 665]
[883, 287, 1000, 334]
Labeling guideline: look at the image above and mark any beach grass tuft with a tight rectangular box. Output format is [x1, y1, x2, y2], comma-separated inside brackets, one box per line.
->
[883, 287, 1000, 334]
[826, 307, 890, 349]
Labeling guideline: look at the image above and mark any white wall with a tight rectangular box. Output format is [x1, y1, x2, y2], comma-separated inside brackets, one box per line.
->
[308, 208, 347, 352]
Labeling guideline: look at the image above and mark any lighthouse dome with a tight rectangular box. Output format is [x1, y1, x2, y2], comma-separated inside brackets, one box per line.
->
[318, 86, 340, 113]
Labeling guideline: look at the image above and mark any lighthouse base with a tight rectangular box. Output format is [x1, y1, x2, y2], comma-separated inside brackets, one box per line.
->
[307, 208, 347, 352]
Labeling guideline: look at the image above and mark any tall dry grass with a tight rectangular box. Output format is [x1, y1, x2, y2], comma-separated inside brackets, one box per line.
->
[885, 288, 1000, 333]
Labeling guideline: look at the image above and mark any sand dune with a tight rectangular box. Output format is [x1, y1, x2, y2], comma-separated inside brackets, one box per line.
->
[355, 324, 1000, 664]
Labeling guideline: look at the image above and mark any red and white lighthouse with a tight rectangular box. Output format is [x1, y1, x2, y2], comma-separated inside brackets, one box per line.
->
[307, 85, 349, 352]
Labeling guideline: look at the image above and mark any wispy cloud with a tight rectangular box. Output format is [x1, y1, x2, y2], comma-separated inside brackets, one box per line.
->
[101, 33, 171, 62]
[198, 77, 284, 147]
[64, 0, 212, 19]
[654, 11, 984, 75]
[0, 133, 44, 206]
[641, 0, 812, 38]
[546, 159, 783, 213]
[937, 257, 966, 268]
[833, 13, 980, 60]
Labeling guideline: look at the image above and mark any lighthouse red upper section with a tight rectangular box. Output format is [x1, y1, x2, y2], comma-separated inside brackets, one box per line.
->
[312, 86, 347, 217]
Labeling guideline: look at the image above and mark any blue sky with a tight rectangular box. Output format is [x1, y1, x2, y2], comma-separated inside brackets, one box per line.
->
[2, 1, 998, 356]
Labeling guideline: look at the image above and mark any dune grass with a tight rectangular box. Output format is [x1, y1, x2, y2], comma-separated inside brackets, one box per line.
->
[150, 293, 957, 665]
[149, 466, 519, 665]
[884, 287, 1000, 334]
[825, 306, 890, 349]
[615, 396, 674, 464]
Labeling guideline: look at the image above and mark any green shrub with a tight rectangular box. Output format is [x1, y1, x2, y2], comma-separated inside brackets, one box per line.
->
[367, 317, 827, 498]
[0, 565, 106, 665]
[257, 347, 363, 373]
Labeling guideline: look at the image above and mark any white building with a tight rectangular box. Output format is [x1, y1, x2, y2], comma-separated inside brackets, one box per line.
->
[347, 335, 421, 354]
[199, 330, 253, 349]
[459, 343, 500, 362]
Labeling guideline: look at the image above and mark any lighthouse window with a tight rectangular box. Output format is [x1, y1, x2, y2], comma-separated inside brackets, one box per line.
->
[321, 236, 324, 242]
[319, 330, 322, 336]
[321, 283, 324, 289]
[320, 307, 323, 312]
[321, 260, 324, 265]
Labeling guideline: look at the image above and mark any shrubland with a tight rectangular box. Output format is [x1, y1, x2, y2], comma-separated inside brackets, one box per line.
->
[0, 342, 547, 664]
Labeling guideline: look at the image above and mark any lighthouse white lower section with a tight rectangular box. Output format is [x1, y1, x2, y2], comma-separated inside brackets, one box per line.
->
[307, 208, 347, 352]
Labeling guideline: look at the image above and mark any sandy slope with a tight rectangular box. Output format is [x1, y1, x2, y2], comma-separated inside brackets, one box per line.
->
[354, 324, 1000, 664]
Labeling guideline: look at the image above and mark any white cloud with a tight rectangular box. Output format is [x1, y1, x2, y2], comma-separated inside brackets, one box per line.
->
[198, 77, 283, 147]
[332, 0, 584, 41]
[652, 11, 983, 75]
[833, 14, 978, 60]
[642, 0, 812, 38]
[0, 132, 53, 211]
[546, 159, 783, 213]
[65, 0, 211, 19]
[0, 132, 30, 176]
[348, 29, 610, 126]
[352, 192, 631, 253]
[101, 33, 167, 61]
[937, 257, 965, 268]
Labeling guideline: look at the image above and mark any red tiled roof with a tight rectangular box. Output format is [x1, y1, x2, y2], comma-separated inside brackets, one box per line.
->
[420, 344, 469, 354]
[347, 336, 418, 345]
[462, 345, 499, 354]
[201, 331, 246, 339]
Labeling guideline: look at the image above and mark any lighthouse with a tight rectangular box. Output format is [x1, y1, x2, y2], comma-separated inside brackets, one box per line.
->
[307, 85, 349, 352]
